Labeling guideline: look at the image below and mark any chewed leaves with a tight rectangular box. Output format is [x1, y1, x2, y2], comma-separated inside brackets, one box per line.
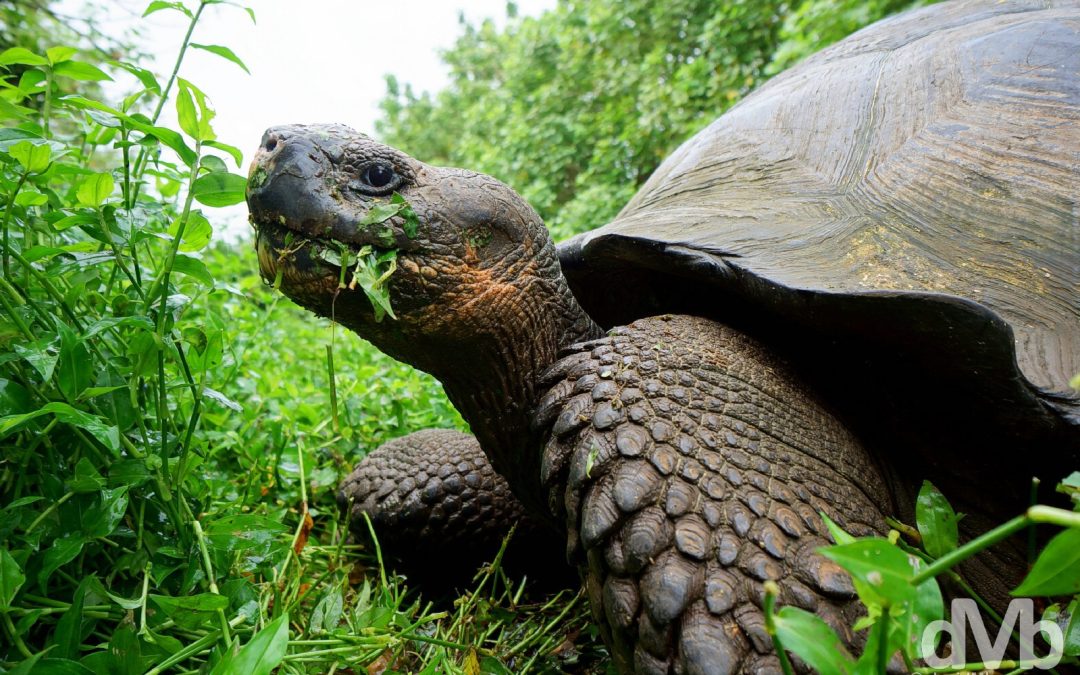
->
[356, 192, 420, 239]
[391, 192, 420, 238]
[349, 246, 398, 322]
[308, 239, 398, 321]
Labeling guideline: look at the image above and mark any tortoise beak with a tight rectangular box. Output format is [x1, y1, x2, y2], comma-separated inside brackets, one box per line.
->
[247, 124, 344, 237]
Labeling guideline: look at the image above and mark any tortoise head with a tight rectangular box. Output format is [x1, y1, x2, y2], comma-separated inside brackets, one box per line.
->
[245, 124, 578, 374]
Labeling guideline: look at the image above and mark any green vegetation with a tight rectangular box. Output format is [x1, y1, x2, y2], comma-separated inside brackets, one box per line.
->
[377, 0, 926, 241]
[1, 0, 1077, 673]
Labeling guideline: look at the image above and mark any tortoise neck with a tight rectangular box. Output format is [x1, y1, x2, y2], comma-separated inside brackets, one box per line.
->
[433, 270, 603, 520]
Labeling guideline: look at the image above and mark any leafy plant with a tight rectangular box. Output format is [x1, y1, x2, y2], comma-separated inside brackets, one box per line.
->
[5, 1, 1065, 674]
[766, 475, 1080, 673]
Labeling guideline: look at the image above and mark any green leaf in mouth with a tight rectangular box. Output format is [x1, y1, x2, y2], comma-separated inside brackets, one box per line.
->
[348, 245, 398, 322]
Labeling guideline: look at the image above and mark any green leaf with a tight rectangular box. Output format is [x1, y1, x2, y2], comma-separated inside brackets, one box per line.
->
[69, 457, 106, 493]
[105, 625, 142, 675]
[774, 605, 855, 675]
[1064, 599, 1080, 656]
[203, 387, 242, 412]
[83, 487, 129, 538]
[38, 536, 85, 590]
[0, 96, 33, 119]
[76, 172, 114, 207]
[110, 60, 161, 94]
[205, 140, 244, 167]
[819, 539, 917, 607]
[190, 43, 250, 73]
[57, 324, 92, 400]
[348, 246, 398, 322]
[192, 171, 247, 206]
[52, 212, 99, 231]
[0, 47, 48, 66]
[8, 139, 52, 173]
[78, 385, 126, 400]
[14, 190, 48, 206]
[391, 192, 420, 237]
[479, 656, 514, 675]
[175, 85, 199, 140]
[46, 46, 78, 65]
[820, 512, 856, 545]
[60, 95, 197, 166]
[53, 575, 92, 659]
[203, 514, 289, 561]
[10, 657, 95, 674]
[0, 548, 25, 609]
[176, 78, 216, 142]
[0, 402, 120, 452]
[358, 201, 406, 226]
[200, 154, 228, 174]
[0, 378, 31, 416]
[902, 562, 944, 661]
[210, 613, 289, 675]
[172, 254, 215, 286]
[169, 211, 214, 251]
[151, 593, 229, 630]
[1013, 527, 1080, 597]
[143, 0, 193, 18]
[309, 585, 343, 634]
[14, 336, 59, 380]
[852, 613, 902, 675]
[108, 459, 152, 490]
[53, 60, 112, 82]
[915, 481, 958, 558]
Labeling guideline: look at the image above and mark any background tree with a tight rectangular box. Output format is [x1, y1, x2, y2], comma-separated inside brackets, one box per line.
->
[378, 0, 927, 241]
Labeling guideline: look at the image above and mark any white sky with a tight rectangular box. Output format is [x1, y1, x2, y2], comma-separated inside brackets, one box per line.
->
[65, 0, 556, 235]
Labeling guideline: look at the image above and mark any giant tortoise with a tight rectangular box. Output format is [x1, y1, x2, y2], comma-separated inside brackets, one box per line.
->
[246, 0, 1080, 671]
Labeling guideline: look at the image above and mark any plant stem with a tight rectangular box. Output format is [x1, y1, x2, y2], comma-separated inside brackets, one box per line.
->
[42, 67, 53, 138]
[326, 343, 339, 432]
[913, 505, 1080, 586]
[1, 171, 28, 278]
[130, 0, 207, 195]
[193, 519, 232, 648]
[1, 609, 33, 658]
[762, 581, 796, 675]
[910, 515, 1029, 585]
[1028, 505, 1080, 528]
[144, 614, 247, 675]
[25, 491, 74, 534]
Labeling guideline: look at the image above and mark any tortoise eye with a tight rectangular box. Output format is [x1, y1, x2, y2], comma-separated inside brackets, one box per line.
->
[363, 164, 396, 189]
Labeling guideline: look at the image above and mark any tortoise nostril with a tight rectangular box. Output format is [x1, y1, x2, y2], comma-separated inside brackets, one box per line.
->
[265, 137, 278, 152]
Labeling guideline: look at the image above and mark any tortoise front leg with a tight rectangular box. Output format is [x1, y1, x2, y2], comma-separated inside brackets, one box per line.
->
[536, 315, 891, 673]
[337, 429, 571, 590]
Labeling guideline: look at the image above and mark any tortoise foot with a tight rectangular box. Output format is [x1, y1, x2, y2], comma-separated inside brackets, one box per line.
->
[337, 429, 573, 591]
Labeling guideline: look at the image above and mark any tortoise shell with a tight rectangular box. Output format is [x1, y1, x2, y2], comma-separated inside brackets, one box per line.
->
[561, 1, 1079, 466]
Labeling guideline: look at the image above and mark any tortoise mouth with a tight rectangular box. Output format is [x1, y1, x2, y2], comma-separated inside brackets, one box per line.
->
[252, 218, 391, 287]
[253, 218, 402, 323]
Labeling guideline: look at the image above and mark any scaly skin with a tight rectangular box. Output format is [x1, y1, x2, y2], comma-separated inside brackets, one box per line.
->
[338, 429, 571, 587]
[245, 126, 916, 673]
[536, 316, 890, 673]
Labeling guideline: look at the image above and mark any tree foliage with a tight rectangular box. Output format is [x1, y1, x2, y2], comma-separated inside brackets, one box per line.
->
[378, 0, 928, 241]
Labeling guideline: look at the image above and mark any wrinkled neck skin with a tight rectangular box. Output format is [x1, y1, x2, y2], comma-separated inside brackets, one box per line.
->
[436, 264, 603, 523]
[341, 228, 603, 523]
